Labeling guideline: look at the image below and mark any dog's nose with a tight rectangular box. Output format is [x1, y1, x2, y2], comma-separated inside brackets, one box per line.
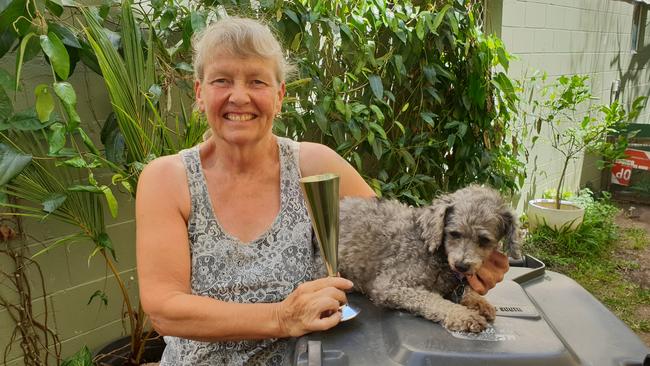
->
[454, 262, 470, 273]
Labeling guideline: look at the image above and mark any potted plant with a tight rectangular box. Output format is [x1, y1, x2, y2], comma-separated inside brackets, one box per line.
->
[526, 74, 644, 231]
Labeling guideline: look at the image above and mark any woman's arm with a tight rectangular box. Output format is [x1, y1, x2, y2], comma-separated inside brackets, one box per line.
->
[299, 142, 376, 198]
[136, 155, 352, 341]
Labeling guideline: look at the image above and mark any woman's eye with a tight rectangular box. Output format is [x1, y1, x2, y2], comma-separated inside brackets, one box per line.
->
[478, 236, 491, 246]
[252, 80, 267, 86]
[211, 78, 228, 85]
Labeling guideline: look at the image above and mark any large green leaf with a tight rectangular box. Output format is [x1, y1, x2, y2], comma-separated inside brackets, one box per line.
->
[0, 0, 25, 35]
[429, 4, 451, 33]
[0, 143, 32, 185]
[76, 127, 100, 155]
[35, 83, 54, 122]
[159, 8, 175, 29]
[101, 186, 118, 218]
[15, 33, 38, 91]
[48, 22, 81, 48]
[61, 346, 92, 366]
[48, 122, 66, 154]
[368, 74, 383, 100]
[1, 109, 48, 131]
[45, 0, 63, 17]
[97, 232, 116, 260]
[190, 11, 205, 33]
[40, 32, 70, 80]
[53, 82, 81, 129]
[67, 185, 103, 193]
[0, 28, 15, 58]
[100, 112, 127, 164]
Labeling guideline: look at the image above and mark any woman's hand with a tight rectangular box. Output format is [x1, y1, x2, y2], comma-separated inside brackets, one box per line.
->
[467, 250, 509, 295]
[275, 277, 353, 337]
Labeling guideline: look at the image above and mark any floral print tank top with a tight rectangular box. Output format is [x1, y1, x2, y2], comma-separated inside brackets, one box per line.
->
[159, 137, 317, 365]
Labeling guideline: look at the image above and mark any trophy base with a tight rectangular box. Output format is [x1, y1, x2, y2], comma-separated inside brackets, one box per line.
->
[340, 304, 360, 321]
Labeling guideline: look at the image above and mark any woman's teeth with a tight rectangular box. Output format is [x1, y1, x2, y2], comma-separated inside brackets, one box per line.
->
[225, 113, 255, 121]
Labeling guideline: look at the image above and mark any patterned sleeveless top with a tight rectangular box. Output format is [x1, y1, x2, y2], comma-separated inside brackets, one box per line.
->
[160, 137, 318, 366]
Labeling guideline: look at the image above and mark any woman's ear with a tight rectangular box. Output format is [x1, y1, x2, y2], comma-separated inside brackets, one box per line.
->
[276, 81, 286, 112]
[195, 79, 204, 112]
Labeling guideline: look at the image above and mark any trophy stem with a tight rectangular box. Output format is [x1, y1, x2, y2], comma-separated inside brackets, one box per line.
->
[300, 174, 340, 276]
[300, 173, 360, 322]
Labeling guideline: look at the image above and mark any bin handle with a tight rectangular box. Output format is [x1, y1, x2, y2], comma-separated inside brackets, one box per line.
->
[307, 340, 322, 366]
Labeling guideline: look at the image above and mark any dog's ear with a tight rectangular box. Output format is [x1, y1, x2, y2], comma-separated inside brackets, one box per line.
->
[499, 209, 522, 260]
[417, 201, 453, 253]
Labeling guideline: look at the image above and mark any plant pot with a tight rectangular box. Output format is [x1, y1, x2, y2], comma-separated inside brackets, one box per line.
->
[527, 198, 585, 232]
[94, 333, 165, 366]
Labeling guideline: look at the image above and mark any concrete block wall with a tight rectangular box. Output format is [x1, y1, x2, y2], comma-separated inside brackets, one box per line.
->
[0, 56, 139, 363]
[493, 0, 650, 209]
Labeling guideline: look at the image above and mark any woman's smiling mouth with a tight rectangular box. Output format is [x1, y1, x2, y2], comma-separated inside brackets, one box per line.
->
[224, 113, 256, 121]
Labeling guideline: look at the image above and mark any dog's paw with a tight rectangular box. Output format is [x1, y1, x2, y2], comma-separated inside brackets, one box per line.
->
[442, 307, 488, 333]
[461, 296, 496, 321]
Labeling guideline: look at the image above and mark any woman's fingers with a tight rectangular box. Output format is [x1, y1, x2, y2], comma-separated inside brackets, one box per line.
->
[316, 286, 348, 305]
[278, 277, 354, 337]
[466, 274, 487, 295]
[467, 251, 509, 295]
[313, 308, 343, 330]
[299, 276, 353, 292]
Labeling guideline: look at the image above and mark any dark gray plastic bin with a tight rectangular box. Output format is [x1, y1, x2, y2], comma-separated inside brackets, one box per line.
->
[294, 256, 649, 366]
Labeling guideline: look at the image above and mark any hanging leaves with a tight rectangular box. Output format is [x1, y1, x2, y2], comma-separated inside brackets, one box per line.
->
[53, 82, 81, 130]
[35, 84, 54, 122]
[40, 32, 70, 80]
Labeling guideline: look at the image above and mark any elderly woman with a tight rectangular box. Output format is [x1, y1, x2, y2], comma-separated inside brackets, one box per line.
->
[136, 17, 509, 365]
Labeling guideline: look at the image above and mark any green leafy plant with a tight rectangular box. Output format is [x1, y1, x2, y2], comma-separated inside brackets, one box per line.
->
[529, 74, 645, 209]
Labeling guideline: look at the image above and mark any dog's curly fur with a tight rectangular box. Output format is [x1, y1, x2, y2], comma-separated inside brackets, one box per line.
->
[339, 185, 521, 332]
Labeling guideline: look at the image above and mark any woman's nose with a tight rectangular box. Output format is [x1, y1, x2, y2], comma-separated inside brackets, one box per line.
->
[228, 84, 251, 105]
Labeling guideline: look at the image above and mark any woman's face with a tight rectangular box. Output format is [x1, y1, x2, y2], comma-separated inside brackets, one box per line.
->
[195, 52, 285, 146]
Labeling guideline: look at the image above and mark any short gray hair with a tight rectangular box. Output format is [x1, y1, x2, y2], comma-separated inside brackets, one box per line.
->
[192, 17, 294, 83]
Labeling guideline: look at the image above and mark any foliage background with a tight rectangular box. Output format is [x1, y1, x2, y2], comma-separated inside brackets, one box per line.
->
[262, 0, 522, 204]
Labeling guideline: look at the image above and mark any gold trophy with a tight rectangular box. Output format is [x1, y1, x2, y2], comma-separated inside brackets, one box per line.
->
[300, 173, 360, 321]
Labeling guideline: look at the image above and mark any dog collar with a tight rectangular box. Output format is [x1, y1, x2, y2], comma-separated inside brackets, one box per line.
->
[450, 272, 467, 304]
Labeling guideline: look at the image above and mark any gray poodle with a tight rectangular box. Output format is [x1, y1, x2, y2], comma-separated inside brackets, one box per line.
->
[339, 185, 521, 332]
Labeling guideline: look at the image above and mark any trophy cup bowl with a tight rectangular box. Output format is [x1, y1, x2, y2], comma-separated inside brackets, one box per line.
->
[299, 173, 360, 322]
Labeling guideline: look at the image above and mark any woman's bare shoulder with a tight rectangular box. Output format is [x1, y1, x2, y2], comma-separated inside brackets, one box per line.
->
[298, 141, 375, 198]
[137, 153, 190, 213]
[139, 154, 187, 187]
[298, 142, 339, 176]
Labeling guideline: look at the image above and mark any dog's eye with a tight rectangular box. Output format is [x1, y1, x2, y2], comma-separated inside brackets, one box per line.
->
[478, 236, 491, 246]
[449, 231, 461, 239]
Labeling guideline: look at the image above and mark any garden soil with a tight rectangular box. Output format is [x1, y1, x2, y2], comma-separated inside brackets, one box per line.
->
[613, 201, 650, 347]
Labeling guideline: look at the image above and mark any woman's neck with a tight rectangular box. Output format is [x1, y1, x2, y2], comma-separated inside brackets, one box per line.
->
[200, 134, 278, 175]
